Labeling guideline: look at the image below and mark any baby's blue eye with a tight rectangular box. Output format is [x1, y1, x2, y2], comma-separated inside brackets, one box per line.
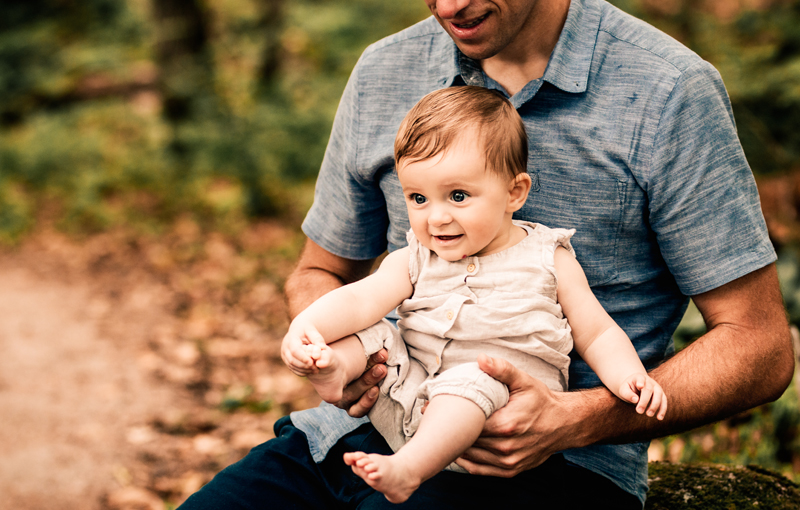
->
[452, 191, 467, 202]
[412, 194, 427, 204]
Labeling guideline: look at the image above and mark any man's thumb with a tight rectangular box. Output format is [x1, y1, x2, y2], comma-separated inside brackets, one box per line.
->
[478, 354, 519, 387]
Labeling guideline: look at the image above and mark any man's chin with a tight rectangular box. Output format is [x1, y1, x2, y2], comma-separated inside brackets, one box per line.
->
[452, 39, 500, 62]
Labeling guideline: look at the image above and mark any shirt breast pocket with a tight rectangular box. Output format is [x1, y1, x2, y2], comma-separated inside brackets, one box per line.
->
[517, 173, 627, 287]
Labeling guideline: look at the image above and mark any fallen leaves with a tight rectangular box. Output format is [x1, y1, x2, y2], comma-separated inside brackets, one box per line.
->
[1, 218, 315, 508]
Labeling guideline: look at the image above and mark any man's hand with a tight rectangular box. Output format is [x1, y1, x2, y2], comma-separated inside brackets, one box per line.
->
[456, 354, 575, 477]
[335, 349, 388, 417]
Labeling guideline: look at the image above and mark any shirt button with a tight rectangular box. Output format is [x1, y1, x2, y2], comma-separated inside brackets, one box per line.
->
[467, 263, 476, 273]
[446, 310, 454, 320]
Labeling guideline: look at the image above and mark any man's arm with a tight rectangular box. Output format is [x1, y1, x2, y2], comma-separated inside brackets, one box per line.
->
[457, 263, 794, 476]
[285, 239, 375, 317]
[288, 248, 412, 344]
[284, 238, 389, 415]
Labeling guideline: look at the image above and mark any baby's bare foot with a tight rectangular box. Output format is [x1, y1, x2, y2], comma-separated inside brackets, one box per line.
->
[343, 451, 422, 504]
[305, 344, 348, 403]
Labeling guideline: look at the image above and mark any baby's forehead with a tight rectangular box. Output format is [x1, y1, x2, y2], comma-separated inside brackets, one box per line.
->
[395, 153, 498, 179]
[396, 160, 507, 192]
[396, 137, 489, 168]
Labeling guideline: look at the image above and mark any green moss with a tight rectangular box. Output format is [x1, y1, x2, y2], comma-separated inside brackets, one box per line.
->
[647, 461, 800, 509]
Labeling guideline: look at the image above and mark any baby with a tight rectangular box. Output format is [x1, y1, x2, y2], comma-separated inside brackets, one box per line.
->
[281, 86, 667, 504]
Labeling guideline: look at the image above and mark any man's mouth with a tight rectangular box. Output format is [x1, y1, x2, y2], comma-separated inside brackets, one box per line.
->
[452, 13, 489, 29]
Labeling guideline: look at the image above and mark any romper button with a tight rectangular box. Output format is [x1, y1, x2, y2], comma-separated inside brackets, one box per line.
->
[467, 263, 476, 273]
[436, 356, 441, 365]
[446, 310, 454, 320]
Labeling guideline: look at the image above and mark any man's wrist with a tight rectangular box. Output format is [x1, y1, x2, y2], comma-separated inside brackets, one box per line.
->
[552, 386, 620, 450]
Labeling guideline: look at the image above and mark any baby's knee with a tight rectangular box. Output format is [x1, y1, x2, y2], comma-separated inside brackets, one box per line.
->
[422, 363, 510, 417]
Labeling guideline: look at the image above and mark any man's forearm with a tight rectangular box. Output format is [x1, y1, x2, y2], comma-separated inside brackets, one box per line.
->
[558, 264, 794, 449]
[560, 331, 791, 449]
[285, 265, 351, 319]
[284, 239, 375, 319]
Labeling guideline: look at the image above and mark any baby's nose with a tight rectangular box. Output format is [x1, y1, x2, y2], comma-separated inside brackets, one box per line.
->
[428, 205, 452, 226]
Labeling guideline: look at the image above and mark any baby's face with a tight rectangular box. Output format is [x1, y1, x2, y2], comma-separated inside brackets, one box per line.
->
[397, 133, 517, 262]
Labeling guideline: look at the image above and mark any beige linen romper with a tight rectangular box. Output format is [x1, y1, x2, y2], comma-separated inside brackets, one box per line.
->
[357, 221, 575, 468]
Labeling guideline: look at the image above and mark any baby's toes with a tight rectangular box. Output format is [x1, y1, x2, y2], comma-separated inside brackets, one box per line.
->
[317, 346, 335, 368]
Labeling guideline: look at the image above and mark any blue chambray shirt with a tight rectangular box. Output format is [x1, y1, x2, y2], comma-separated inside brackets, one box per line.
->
[293, 0, 776, 504]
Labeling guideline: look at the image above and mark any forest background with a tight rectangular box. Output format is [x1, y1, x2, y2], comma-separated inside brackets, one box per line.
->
[2, 0, 800, 508]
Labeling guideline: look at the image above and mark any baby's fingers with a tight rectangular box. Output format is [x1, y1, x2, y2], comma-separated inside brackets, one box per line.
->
[283, 353, 314, 376]
[287, 348, 313, 369]
[635, 379, 654, 415]
[648, 385, 667, 420]
[618, 382, 640, 405]
[304, 343, 323, 361]
[302, 325, 327, 348]
[619, 374, 645, 405]
[283, 342, 314, 371]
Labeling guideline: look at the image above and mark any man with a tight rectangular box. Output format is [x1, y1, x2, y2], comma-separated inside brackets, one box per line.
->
[181, 0, 794, 507]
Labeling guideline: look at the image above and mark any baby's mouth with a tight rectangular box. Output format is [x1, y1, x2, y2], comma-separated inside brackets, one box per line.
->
[453, 13, 489, 29]
[435, 235, 462, 241]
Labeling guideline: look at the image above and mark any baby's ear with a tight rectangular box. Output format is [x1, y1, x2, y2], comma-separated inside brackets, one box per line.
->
[507, 173, 532, 212]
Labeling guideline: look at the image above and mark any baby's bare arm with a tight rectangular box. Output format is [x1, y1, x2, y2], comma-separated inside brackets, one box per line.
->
[281, 247, 411, 385]
[554, 248, 661, 409]
[283, 239, 390, 415]
[289, 247, 412, 342]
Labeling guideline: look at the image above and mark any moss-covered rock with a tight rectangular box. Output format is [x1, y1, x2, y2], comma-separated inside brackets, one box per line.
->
[646, 461, 800, 509]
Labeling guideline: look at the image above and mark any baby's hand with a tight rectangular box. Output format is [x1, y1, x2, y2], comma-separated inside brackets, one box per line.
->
[619, 373, 667, 420]
[280, 323, 327, 376]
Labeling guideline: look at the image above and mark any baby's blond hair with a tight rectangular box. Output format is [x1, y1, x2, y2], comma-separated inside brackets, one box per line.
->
[394, 86, 528, 180]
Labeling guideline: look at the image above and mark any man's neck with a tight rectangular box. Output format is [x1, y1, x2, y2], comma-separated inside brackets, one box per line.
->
[481, 0, 571, 96]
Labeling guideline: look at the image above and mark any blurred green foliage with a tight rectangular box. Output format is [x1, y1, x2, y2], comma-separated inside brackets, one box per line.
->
[0, 0, 429, 241]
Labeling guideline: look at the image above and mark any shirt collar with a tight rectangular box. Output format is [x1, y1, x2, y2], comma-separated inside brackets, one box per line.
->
[431, 0, 601, 96]
[429, 26, 462, 88]
[543, 0, 600, 94]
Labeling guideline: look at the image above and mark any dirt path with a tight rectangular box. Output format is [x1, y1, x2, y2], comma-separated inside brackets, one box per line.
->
[0, 257, 180, 508]
[0, 224, 318, 509]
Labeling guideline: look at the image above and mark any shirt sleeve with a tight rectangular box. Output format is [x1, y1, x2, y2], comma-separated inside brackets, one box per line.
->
[301, 55, 391, 260]
[646, 60, 776, 296]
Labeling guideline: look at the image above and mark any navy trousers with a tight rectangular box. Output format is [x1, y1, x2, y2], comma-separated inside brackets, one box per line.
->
[179, 416, 642, 509]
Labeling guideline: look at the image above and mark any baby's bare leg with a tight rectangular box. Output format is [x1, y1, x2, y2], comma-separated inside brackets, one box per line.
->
[344, 394, 485, 504]
[306, 335, 367, 403]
